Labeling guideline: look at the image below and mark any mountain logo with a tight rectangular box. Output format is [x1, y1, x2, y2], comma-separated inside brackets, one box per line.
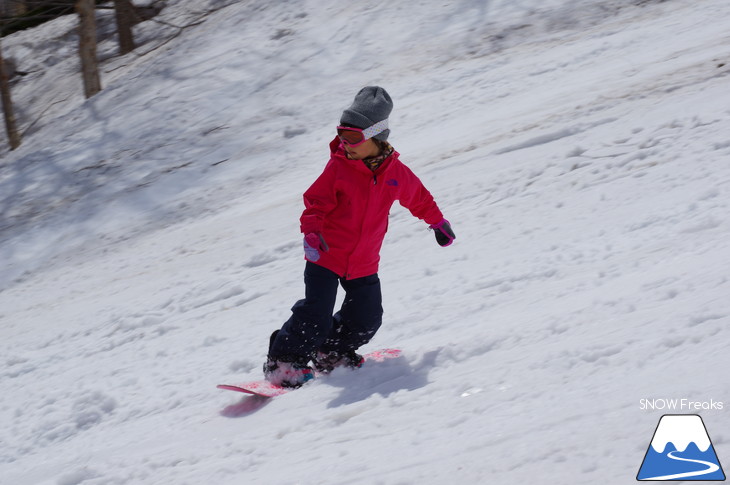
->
[637, 414, 726, 481]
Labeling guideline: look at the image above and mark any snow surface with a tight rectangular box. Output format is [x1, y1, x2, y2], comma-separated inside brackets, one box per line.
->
[1, 0, 729, 483]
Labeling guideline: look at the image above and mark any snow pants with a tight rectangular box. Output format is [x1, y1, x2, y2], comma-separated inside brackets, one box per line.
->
[269, 262, 383, 360]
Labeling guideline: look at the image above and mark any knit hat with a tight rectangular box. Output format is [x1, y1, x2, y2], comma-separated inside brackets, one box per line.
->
[340, 86, 393, 141]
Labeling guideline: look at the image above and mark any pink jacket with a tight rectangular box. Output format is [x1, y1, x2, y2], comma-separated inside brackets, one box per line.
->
[300, 138, 444, 279]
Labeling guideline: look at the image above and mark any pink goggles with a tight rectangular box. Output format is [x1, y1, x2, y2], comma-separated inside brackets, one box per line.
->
[337, 119, 389, 147]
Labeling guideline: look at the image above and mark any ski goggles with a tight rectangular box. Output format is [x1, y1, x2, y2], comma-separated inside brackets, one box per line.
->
[337, 119, 389, 147]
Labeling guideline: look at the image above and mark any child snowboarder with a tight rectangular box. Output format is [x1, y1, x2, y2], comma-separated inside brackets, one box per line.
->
[264, 86, 455, 387]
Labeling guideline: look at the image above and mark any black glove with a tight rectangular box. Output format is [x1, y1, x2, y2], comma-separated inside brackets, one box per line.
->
[429, 219, 455, 247]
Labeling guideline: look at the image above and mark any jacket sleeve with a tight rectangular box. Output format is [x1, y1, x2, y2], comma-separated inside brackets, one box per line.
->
[300, 160, 338, 234]
[398, 164, 444, 225]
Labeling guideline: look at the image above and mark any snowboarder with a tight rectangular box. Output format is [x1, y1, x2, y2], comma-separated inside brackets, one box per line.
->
[264, 86, 455, 387]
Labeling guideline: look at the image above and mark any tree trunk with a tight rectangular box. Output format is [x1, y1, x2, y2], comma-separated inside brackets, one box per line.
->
[75, 0, 101, 98]
[0, 47, 21, 150]
[9, 0, 28, 16]
[113, 0, 136, 55]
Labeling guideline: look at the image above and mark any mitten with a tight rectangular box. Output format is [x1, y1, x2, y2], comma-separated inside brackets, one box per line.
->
[429, 219, 455, 247]
[303, 233, 329, 261]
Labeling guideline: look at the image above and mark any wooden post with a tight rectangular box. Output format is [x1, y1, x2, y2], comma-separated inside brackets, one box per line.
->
[18, 0, 28, 16]
[8, 0, 28, 16]
[0, 45, 21, 150]
[113, 0, 136, 55]
[75, 0, 102, 98]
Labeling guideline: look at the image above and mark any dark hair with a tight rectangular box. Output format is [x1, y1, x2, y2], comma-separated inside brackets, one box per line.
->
[373, 138, 388, 151]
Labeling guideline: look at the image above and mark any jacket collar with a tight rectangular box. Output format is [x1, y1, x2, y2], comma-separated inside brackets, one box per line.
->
[329, 137, 399, 176]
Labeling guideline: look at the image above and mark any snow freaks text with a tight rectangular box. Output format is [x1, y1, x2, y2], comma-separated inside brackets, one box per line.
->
[639, 399, 724, 411]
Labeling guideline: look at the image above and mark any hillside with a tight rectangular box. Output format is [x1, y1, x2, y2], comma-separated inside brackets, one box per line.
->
[1, 0, 729, 483]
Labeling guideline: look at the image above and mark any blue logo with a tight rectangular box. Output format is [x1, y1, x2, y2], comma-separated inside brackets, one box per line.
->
[386, 179, 398, 187]
[637, 415, 726, 481]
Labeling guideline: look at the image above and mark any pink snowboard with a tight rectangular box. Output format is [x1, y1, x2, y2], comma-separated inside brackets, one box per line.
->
[217, 348, 402, 398]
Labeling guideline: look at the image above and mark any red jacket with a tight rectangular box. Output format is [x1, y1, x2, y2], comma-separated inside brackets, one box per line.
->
[300, 138, 444, 279]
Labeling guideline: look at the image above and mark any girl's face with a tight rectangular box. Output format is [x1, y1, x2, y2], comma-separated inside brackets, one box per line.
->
[344, 138, 381, 160]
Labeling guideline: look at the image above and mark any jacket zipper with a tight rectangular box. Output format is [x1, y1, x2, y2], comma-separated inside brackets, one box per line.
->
[347, 170, 378, 279]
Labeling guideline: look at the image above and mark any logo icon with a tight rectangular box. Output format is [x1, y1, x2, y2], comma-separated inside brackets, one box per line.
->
[637, 414, 725, 481]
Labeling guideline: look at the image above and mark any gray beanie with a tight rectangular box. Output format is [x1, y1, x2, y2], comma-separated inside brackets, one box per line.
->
[340, 86, 393, 141]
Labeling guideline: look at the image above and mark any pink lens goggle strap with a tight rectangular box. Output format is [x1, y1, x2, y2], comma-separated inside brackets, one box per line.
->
[337, 119, 389, 147]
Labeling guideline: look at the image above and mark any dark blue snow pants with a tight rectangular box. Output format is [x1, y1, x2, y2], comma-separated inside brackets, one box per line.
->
[269, 262, 383, 360]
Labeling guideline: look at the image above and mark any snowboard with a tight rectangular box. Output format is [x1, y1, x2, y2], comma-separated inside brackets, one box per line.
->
[217, 348, 402, 398]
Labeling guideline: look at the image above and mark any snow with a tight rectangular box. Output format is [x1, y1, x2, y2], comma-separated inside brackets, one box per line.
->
[1, 0, 729, 483]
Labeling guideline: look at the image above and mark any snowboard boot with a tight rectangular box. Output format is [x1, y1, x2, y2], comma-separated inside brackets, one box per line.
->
[263, 355, 314, 388]
[312, 349, 365, 374]
[263, 330, 314, 388]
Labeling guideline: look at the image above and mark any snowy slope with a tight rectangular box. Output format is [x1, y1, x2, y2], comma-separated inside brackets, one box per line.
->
[1, 0, 729, 483]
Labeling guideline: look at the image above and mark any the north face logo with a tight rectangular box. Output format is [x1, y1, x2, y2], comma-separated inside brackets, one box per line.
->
[386, 179, 398, 187]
